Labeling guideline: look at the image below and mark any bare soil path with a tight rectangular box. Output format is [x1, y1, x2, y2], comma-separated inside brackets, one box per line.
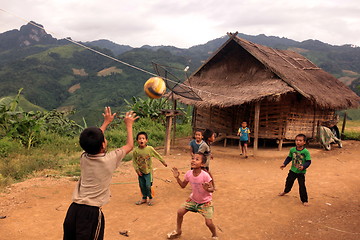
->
[1, 139, 359, 240]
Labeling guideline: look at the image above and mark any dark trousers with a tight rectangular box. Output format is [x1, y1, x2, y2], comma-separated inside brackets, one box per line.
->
[63, 202, 105, 240]
[283, 170, 308, 203]
[138, 173, 152, 199]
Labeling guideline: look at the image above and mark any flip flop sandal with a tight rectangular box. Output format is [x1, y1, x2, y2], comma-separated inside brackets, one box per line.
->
[148, 201, 154, 206]
[167, 230, 181, 239]
[135, 200, 146, 205]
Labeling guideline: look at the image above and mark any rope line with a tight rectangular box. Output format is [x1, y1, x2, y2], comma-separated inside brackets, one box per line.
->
[0, 8, 244, 101]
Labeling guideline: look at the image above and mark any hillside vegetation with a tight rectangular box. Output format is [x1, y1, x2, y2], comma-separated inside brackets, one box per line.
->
[0, 23, 359, 125]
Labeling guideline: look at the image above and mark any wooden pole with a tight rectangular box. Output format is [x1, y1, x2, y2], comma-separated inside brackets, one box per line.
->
[278, 139, 283, 151]
[253, 101, 260, 153]
[172, 100, 177, 145]
[164, 116, 173, 155]
[341, 112, 347, 139]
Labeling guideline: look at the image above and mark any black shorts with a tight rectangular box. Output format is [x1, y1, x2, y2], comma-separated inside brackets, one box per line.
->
[63, 202, 104, 240]
[240, 141, 248, 146]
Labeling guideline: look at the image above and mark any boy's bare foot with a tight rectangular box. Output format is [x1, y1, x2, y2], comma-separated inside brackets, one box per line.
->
[303, 202, 309, 206]
[212, 237, 219, 240]
[167, 230, 181, 239]
[135, 200, 147, 205]
[245, 155, 248, 158]
[278, 192, 287, 196]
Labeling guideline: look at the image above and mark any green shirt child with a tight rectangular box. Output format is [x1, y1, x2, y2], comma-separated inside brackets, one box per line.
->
[132, 131, 167, 206]
[279, 134, 312, 206]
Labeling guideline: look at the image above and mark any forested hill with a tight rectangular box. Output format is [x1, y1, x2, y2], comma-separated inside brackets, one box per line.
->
[0, 22, 359, 125]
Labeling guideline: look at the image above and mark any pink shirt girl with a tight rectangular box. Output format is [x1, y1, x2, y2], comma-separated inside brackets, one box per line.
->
[184, 170, 212, 203]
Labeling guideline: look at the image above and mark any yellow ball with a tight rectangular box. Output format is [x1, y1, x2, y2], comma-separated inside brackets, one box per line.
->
[144, 77, 166, 99]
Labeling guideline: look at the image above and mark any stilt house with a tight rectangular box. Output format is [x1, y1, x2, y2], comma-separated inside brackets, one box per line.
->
[172, 33, 360, 150]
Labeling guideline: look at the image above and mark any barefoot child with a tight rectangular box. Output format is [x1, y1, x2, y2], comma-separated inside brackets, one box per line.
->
[132, 131, 168, 206]
[168, 153, 218, 239]
[189, 129, 204, 159]
[237, 121, 250, 158]
[278, 134, 312, 206]
[63, 107, 138, 240]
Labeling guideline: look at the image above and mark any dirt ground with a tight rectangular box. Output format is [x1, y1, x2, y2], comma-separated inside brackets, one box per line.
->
[1, 139, 360, 240]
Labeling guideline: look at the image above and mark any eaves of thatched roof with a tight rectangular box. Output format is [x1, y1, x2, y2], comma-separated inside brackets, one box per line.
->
[172, 33, 360, 110]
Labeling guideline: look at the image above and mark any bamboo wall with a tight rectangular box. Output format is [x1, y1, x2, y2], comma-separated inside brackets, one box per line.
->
[193, 94, 336, 140]
[249, 100, 289, 139]
[193, 106, 233, 134]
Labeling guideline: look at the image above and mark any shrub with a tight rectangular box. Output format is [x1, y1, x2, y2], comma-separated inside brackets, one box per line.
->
[0, 116, 192, 188]
[0, 137, 21, 157]
[106, 117, 166, 148]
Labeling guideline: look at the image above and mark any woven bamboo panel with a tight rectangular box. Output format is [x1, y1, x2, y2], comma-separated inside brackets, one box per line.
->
[194, 105, 250, 134]
[194, 94, 336, 141]
[250, 100, 289, 139]
[284, 105, 335, 140]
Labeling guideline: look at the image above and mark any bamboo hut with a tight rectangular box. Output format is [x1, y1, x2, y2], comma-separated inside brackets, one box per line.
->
[172, 32, 360, 150]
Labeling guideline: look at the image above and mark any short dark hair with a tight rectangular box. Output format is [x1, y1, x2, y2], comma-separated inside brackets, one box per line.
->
[79, 127, 104, 154]
[194, 129, 203, 134]
[202, 129, 214, 141]
[136, 131, 148, 140]
[295, 134, 307, 141]
[195, 152, 207, 164]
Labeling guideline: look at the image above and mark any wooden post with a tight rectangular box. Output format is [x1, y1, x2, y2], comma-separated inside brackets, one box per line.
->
[162, 109, 183, 156]
[164, 115, 173, 155]
[341, 112, 347, 139]
[278, 139, 283, 151]
[253, 101, 260, 153]
[172, 100, 177, 145]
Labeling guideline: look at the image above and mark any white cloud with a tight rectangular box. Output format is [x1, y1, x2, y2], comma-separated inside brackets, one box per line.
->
[0, 0, 359, 47]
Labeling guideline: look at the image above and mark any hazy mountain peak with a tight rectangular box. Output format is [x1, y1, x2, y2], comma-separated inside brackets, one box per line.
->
[0, 21, 57, 51]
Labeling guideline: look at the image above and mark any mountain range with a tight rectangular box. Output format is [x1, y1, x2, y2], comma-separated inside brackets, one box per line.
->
[0, 21, 359, 125]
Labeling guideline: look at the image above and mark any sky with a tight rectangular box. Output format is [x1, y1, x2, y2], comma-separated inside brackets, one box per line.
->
[0, 0, 359, 48]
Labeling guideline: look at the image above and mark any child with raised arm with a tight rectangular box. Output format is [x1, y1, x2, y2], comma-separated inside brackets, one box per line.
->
[237, 121, 250, 158]
[63, 107, 138, 240]
[168, 153, 218, 240]
[132, 131, 168, 206]
[278, 134, 312, 206]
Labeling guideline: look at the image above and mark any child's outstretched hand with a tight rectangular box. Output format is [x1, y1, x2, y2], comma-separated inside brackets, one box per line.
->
[163, 162, 168, 167]
[103, 106, 116, 124]
[100, 106, 117, 132]
[280, 164, 285, 170]
[124, 111, 139, 126]
[172, 167, 180, 178]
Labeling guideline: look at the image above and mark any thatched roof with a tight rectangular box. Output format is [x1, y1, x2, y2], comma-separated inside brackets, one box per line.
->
[172, 33, 360, 110]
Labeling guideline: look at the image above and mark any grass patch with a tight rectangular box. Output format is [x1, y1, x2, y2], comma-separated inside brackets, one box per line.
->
[338, 120, 360, 140]
[0, 119, 192, 189]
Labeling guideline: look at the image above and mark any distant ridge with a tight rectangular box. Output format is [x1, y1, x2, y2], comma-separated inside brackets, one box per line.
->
[0, 21, 60, 51]
[0, 22, 359, 125]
